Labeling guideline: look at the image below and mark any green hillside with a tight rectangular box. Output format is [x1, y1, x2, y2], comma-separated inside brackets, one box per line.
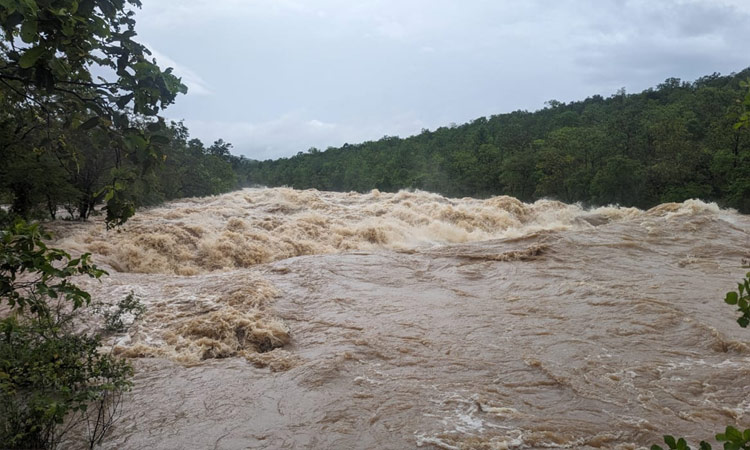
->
[238, 70, 750, 212]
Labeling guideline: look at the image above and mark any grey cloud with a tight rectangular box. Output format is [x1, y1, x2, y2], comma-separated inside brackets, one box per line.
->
[134, 0, 749, 159]
[184, 111, 428, 161]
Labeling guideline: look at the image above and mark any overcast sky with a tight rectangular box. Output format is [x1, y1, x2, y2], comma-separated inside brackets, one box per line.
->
[133, 0, 750, 160]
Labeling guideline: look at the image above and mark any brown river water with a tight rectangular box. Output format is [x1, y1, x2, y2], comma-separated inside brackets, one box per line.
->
[51, 187, 750, 449]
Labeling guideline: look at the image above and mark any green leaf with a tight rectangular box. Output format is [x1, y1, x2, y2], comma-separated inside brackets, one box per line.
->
[19, 0, 38, 13]
[102, 187, 114, 203]
[726, 292, 738, 305]
[115, 93, 134, 108]
[61, 19, 74, 37]
[698, 442, 711, 450]
[20, 19, 38, 43]
[726, 426, 742, 441]
[665, 436, 677, 448]
[124, 134, 147, 152]
[18, 46, 44, 68]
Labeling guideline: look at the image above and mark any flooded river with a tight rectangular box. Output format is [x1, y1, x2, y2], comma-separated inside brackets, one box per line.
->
[53, 188, 750, 449]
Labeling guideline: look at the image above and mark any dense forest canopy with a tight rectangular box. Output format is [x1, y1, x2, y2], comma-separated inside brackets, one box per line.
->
[238, 69, 750, 213]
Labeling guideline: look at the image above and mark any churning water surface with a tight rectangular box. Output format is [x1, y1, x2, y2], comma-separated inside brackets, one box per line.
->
[53, 187, 750, 449]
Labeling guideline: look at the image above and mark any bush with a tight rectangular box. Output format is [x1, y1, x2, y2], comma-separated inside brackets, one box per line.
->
[100, 291, 146, 333]
[651, 426, 750, 450]
[0, 220, 133, 449]
[724, 271, 750, 328]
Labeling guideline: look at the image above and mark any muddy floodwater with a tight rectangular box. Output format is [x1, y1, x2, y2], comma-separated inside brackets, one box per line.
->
[53, 188, 750, 449]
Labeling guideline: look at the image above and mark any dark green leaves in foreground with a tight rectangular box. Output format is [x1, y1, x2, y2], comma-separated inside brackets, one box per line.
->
[724, 272, 750, 328]
[651, 435, 709, 450]
[0, 0, 188, 116]
[651, 426, 750, 450]
[0, 0, 188, 227]
[0, 220, 106, 313]
[0, 220, 131, 449]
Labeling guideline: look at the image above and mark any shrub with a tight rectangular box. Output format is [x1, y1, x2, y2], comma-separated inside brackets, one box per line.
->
[724, 272, 750, 328]
[0, 220, 133, 449]
[100, 291, 147, 333]
[651, 426, 750, 450]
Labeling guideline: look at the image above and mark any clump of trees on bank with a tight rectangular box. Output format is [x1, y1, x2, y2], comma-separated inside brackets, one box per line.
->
[0, 0, 248, 227]
[0, 116, 248, 225]
[240, 70, 750, 212]
[0, 1, 208, 448]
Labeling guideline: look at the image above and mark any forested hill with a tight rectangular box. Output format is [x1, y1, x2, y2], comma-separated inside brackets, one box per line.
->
[237, 69, 750, 213]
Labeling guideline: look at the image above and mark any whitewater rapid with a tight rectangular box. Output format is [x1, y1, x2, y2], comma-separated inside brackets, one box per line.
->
[52, 188, 750, 449]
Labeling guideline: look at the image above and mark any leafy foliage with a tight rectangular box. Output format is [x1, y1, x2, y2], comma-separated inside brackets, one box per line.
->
[0, 220, 106, 312]
[0, 221, 132, 449]
[651, 426, 750, 450]
[735, 79, 750, 130]
[651, 435, 711, 450]
[0, 0, 188, 227]
[724, 272, 750, 328]
[0, 0, 186, 117]
[100, 290, 145, 333]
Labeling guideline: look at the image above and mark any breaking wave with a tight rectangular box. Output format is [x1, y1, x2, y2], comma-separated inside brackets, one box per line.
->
[58, 187, 658, 275]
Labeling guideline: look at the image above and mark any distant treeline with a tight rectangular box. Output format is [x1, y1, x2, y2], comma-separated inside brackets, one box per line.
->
[0, 117, 249, 222]
[237, 69, 750, 212]
[4, 70, 749, 222]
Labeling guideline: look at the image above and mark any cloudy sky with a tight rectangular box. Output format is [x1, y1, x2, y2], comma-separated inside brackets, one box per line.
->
[133, 0, 749, 160]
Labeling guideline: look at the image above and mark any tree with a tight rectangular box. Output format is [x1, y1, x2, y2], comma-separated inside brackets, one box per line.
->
[0, 0, 188, 226]
[0, 0, 185, 119]
[590, 156, 645, 206]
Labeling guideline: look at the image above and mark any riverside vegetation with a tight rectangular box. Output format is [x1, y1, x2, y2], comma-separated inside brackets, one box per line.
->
[0, 221, 135, 449]
[650, 77, 750, 450]
[0, 0, 181, 448]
